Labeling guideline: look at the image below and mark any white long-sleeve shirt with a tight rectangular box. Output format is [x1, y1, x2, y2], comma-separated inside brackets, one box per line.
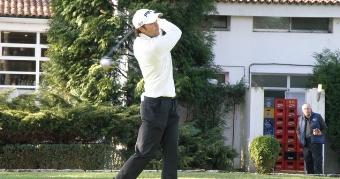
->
[133, 19, 182, 98]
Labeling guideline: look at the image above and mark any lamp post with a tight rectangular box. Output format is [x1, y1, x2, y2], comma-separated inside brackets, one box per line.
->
[317, 84, 322, 102]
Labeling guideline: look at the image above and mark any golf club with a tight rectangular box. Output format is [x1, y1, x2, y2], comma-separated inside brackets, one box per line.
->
[100, 29, 134, 69]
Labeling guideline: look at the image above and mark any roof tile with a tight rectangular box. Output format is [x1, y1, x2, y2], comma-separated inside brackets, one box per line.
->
[0, 0, 339, 19]
[0, 0, 52, 18]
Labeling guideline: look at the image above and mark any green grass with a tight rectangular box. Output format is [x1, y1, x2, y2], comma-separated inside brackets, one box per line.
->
[0, 171, 332, 179]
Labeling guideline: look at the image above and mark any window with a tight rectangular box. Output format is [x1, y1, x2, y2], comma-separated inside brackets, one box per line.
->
[0, 74, 36, 86]
[253, 17, 289, 30]
[216, 73, 229, 84]
[252, 75, 287, 88]
[39, 61, 45, 72]
[213, 16, 230, 31]
[291, 18, 329, 31]
[2, 47, 35, 56]
[1, 32, 36, 44]
[0, 31, 48, 88]
[252, 74, 310, 89]
[202, 15, 230, 31]
[0, 60, 36, 72]
[290, 75, 309, 88]
[253, 17, 331, 33]
[40, 33, 48, 44]
[41, 48, 48, 57]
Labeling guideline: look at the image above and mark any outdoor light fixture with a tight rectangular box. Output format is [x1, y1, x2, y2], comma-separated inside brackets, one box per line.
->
[317, 84, 322, 102]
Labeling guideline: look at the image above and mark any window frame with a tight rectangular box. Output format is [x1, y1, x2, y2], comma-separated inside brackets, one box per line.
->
[251, 74, 310, 90]
[0, 31, 48, 88]
[212, 15, 230, 31]
[253, 17, 333, 33]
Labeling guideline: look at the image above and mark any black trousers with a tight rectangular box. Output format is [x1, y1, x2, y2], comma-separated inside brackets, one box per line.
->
[302, 139, 323, 174]
[115, 96, 180, 179]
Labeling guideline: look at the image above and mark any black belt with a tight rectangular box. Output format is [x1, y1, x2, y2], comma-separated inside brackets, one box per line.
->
[159, 96, 174, 99]
[145, 96, 174, 99]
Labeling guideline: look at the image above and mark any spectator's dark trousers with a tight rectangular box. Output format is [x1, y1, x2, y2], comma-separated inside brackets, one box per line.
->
[303, 138, 323, 174]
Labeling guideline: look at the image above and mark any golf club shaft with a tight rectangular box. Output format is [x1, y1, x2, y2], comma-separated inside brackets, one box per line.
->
[104, 29, 133, 58]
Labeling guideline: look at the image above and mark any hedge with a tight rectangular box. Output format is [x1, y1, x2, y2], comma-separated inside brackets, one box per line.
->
[0, 144, 124, 170]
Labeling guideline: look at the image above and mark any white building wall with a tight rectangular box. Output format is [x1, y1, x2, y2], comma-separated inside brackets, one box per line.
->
[215, 3, 340, 173]
[247, 87, 264, 172]
[223, 88, 268, 171]
[0, 18, 49, 32]
[214, 4, 340, 84]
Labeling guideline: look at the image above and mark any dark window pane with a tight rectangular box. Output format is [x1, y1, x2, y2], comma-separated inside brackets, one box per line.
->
[39, 61, 46, 72]
[253, 17, 289, 29]
[0, 74, 36, 86]
[41, 48, 47, 57]
[0, 60, 36, 72]
[291, 18, 329, 31]
[2, 47, 35, 57]
[216, 73, 226, 83]
[252, 75, 287, 87]
[213, 16, 228, 28]
[290, 76, 309, 88]
[1, 32, 36, 44]
[40, 33, 48, 44]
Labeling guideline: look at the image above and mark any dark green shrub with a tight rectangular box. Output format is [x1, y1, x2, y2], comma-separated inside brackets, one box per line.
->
[0, 144, 124, 170]
[0, 92, 140, 145]
[249, 135, 280, 174]
[177, 123, 238, 170]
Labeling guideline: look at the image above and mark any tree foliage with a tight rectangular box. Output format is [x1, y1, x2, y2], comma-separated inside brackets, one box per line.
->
[43, 0, 131, 105]
[307, 48, 340, 163]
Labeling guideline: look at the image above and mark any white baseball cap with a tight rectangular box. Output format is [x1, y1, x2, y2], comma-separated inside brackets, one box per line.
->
[132, 9, 163, 29]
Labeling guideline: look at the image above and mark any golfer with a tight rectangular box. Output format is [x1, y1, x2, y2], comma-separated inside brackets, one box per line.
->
[114, 9, 182, 179]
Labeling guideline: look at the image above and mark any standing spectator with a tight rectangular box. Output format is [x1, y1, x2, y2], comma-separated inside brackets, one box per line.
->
[296, 103, 327, 174]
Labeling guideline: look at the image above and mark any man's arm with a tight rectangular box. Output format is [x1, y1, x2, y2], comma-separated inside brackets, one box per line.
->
[296, 117, 301, 140]
[151, 18, 182, 59]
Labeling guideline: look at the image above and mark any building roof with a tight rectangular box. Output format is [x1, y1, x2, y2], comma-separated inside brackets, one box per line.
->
[0, 0, 52, 18]
[215, 0, 340, 5]
[0, 0, 338, 19]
